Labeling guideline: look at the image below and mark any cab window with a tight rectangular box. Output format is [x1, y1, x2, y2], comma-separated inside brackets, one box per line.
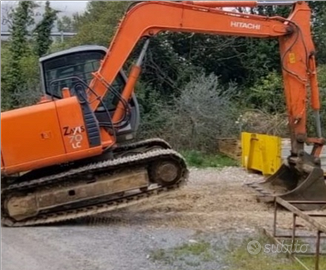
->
[42, 50, 126, 110]
[43, 51, 103, 98]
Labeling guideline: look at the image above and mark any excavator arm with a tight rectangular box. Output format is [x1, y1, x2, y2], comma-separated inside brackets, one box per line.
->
[89, 1, 324, 158]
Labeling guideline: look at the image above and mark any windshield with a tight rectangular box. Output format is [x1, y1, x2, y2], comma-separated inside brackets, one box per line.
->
[42, 50, 126, 110]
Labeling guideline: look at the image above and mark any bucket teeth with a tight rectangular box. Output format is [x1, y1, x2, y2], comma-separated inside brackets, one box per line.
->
[258, 161, 326, 211]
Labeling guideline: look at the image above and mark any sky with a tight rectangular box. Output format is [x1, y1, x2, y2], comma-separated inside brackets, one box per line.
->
[1, 1, 89, 14]
[44, 1, 88, 15]
[1, 1, 89, 32]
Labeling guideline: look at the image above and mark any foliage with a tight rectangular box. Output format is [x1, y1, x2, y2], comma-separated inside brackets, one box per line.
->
[317, 65, 326, 133]
[137, 73, 242, 152]
[182, 150, 239, 168]
[241, 65, 326, 137]
[72, 1, 131, 46]
[33, 1, 58, 57]
[167, 34, 248, 85]
[309, 2, 326, 64]
[1, 1, 56, 111]
[245, 70, 285, 114]
[2, 2, 35, 109]
[236, 110, 288, 137]
[57, 15, 76, 32]
[1, 46, 13, 110]
[141, 34, 204, 98]
[167, 33, 280, 87]
[12, 54, 41, 107]
[8, 1, 35, 58]
[150, 240, 219, 266]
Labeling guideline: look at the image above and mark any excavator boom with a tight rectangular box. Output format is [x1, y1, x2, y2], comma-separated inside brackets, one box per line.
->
[89, 1, 324, 154]
[1, 1, 325, 226]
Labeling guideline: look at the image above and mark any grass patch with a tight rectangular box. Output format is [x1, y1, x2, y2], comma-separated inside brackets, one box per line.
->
[150, 240, 217, 267]
[227, 235, 326, 270]
[172, 241, 212, 257]
[151, 248, 167, 261]
[181, 150, 239, 168]
[150, 234, 326, 270]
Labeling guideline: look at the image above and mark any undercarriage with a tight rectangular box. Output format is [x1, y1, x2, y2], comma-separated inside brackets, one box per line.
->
[1, 138, 188, 227]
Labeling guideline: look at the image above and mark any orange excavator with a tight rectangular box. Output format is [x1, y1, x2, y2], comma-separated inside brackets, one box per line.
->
[1, 1, 325, 226]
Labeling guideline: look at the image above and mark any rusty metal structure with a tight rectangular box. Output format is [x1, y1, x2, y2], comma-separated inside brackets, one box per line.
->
[264, 197, 326, 270]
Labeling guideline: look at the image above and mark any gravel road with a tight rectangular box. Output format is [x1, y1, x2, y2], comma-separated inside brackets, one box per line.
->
[1, 167, 306, 270]
[2, 225, 197, 270]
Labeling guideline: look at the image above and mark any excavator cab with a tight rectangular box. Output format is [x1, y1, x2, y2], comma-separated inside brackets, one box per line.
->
[39, 45, 140, 143]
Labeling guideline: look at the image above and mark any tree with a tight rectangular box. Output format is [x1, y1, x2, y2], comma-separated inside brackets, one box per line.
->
[2, 1, 36, 109]
[245, 70, 284, 114]
[1, 46, 13, 110]
[72, 1, 131, 46]
[33, 1, 58, 57]
[8, 1, 34, 59]
[316, 65, 326, 134]
[57, 15, 76, 32]
[156, 73, 241, 151]
[309, 2, 326, 64]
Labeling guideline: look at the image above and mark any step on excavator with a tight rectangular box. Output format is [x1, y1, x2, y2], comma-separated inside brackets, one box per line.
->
[1, 1, 325, 226]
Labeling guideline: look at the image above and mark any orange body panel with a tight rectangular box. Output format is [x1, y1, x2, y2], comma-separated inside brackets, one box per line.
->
[2, 101, 66, 171]
[184, 1, 258, 7]
[1, 97, 104, 175]
[56, 97, 91, 153]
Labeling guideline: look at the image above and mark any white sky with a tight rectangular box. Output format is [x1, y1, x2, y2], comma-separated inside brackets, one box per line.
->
[1, 1, 89, 32]
[42, 1, 88, 15]
[1, 1, 88, 12]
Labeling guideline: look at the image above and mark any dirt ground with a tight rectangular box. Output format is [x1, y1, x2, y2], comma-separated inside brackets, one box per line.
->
[2, 167, 326, 270]
[96, 167, 297, 231]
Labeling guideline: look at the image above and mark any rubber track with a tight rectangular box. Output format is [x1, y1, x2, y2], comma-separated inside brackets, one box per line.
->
[3, 138, 172, 192]
[2, 181, 185, 227]
[2, 147, 188, 227]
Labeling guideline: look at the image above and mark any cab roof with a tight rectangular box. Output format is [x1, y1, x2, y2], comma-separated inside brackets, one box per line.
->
[39, 45, 107, 63]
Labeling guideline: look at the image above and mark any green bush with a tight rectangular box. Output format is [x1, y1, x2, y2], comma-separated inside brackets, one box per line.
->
[245, 70, 285, 114]
[182, 150, 239, 168]
[317, 65, 326, 134]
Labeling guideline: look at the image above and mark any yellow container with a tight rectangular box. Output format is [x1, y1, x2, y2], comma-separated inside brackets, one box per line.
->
[241, 132, 326, 176]
[241, 132, 282, 176]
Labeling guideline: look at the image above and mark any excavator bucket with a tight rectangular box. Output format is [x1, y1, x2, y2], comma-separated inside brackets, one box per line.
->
[253, 153, 326, 211]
